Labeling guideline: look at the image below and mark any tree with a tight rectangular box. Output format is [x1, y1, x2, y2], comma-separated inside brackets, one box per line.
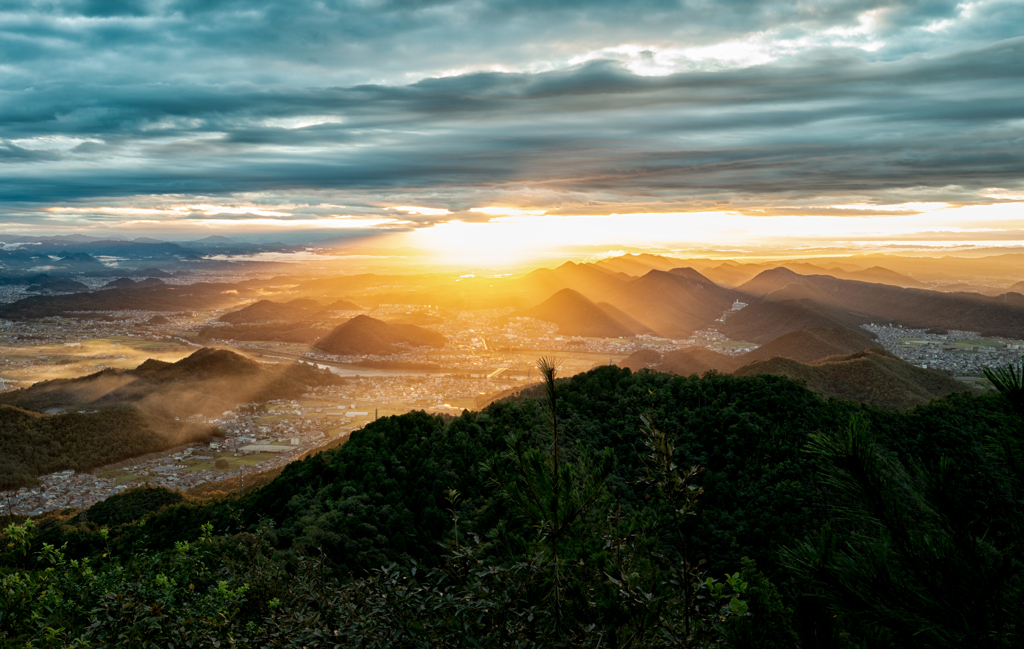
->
[781, 415, 1024, 647]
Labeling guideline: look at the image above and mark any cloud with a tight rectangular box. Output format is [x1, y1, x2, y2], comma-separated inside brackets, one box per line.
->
[0, 1, 1021, 240]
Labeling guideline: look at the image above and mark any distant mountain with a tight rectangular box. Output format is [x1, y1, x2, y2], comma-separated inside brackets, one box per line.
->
[103, 277, 137, 288]
[0, 347, 342, 419]
[516, 261, 631, 304]
[197, 321, 326, 344]
[26, 278, 89, 293]
[136, 277, 166, 287]
[57, 251, 105, 266]
[138, 267, 172, 278]
[620, 326, 879, 376]
[843, 266, 926, 288]
[737, 327, 881, 363]
[1009, 281, 1024, 293]
[733, 349, 968, 410]
[593, 253, 696, 277]
[734, 268, 1024, 339]
[519, 288, 651, 337]
[700, 261, 925, 289]
[318, 298, 363, 312]
[315, 315, 446, 355]
[0, 281, 253, 319]
[721, 298, 867, 344]
[220, 298, 325, 324]
[603, 268, 738, 338]
[190, 235, 239, 243]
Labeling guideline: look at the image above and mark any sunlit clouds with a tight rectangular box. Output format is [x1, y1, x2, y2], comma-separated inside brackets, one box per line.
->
[1, 0, 1022, 255]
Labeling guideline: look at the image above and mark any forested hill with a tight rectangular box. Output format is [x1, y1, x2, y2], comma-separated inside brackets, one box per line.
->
[8, 364, 1024, 647]
[0, 347, 342, 417]
[0, 405, 215, 488]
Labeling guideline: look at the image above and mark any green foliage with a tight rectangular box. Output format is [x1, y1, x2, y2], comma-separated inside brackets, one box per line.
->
[780, 415, 1024, 647]
[984, 356, 1024, 418]
[0, 405, 208, 485]
[83, 486, 184, 528]
[2, 363, 1021, 647]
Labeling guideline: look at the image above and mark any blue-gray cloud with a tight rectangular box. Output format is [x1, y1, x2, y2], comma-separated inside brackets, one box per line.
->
[0, 0, 1022, 233]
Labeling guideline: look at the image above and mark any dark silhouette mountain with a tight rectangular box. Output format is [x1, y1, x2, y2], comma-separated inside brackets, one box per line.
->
[197, 321, 326, 344]
[737, 327, 882, 363]
[519, 288, 651, 337]
[136, 277, 166, 287]
[735, 268, 1024, 339]
[603, 268, 738, 338]
[316, 298, 363, 313]
[0, 282, 255, 319]
[733, 349, 967, 410]
[146, 315, 171, 325]
[26, 278, 89, 293]
[315, 315, 446, 355]
[103, 277, 137, 288]
[0, 347, 342, 419]
[219, 298, 324, 324]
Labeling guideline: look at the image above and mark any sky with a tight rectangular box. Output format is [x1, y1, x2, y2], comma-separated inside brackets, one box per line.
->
[1, 0, 1023, 262]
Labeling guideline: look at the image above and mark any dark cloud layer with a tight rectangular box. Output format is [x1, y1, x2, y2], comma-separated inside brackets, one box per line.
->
[0, 0, 1022, 233]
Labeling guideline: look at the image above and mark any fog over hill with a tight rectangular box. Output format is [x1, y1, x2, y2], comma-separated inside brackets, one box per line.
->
[602, 268, 738, 338]
[516, 261, 632, 306]
[0, 348, 341, 419]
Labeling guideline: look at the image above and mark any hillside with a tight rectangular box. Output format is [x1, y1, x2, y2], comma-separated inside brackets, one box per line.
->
[197, 321, 327, 344]
[734, 268, 1024, 338]
[26, 278, 90, 293]
[0, 405, 214, 488]
[722, 298, 866, 343]
[603, 268, 738, 338]
[733, 349, 968, 410]
[0, 281, 255, 319]
[12, 363, 1020, 648]
[315, 314, 446, 355]
[620, 327, 879, 376]
[0, 347, 343, 418]
[219, 298, 326, 324]
[619, 347, 741, 375]
[737, 326, 881, 363]
[515, 261, 631, 304]
[519, 288, 650, 337]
